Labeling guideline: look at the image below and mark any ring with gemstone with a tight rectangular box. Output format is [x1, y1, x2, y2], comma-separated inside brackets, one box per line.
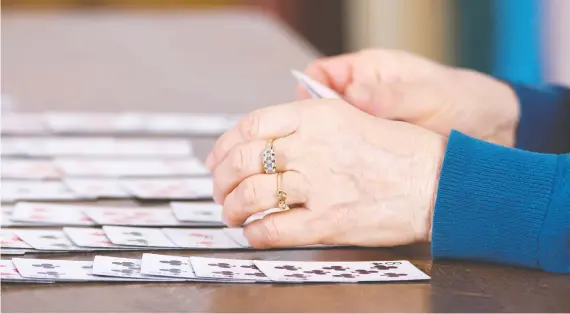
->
[262, 139, 276, 174]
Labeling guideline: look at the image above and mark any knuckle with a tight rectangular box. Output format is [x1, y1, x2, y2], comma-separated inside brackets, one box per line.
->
[240, 111, 261, 139]
[230, 145, 248, 172]
[241, 179, 261, 206]
[257, 215, 281, 246]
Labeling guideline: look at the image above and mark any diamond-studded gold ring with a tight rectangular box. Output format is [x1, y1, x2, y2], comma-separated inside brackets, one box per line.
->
[262, 139, 276, 174]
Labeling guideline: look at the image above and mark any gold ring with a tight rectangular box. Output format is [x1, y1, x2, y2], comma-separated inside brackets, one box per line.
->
[262, 139, 276, 174]
[277, 172, 289, 211]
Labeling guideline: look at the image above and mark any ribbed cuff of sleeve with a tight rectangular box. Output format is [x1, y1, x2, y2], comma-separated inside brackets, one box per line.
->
[432, 131, 558, 269]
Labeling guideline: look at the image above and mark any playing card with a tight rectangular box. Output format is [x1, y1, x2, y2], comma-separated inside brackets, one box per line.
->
[222, 228, 252, 248]
[11, 202, 96, 226]
[1, 259, 53, 283]
[103, 226, 178, 248]
[119, 178, 213, 200]
[291, 70, 342, 99]
[92, 255, 185, 281]
[145, 113, 241, 136]
[1, 205, 47, 227]
[253, 260, 430, 283]
[170, 202, 224, 223]
[1, 113, 48, 135]
[1, 248, 29, 255]
[84, 206, 194, 227]
[45, 112, 145, 134]
[55, 158, 208, 177]
[190, 256, 269, 282]
[140, 253, 196, 279]
[1, 159, 61, 180]
[1, 181, 85, 202]
[63, 227, 139, 250]
[162, 228, 242, 249]
[1, 229, 33, 249]
[63, 178, 131, 199]
[12, 258, 128, 282]
[14, 229, 87, 251]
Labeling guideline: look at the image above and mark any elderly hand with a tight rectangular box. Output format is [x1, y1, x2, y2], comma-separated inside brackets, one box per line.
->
[299, 49, 520, 147]
[205, 99, 446, 248]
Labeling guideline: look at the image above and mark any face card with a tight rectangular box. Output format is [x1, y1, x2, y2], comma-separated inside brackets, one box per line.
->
[1, 181, 85, 202]
[1, 229, 33, 249]
[253, 260, 430, 283]
[11, 202, 96, 226]
[55, 158, 208, 177]
[162, 228, 242, 249]
[92, 256, 185, 281]
[1, 159, 61, 180]
[14, 229, 87, 251]
[12, 258, 129, 282]
[170, 202, 223, 223]
[190, 257, 268, 282]
[291, 70, 342, 99]
[1, 259, 53, 283]
[84, 206, 187, 227]
[63, 178, 131, 198]
[63, 227, 138, 250]
[119, 178, 213, 200]
[103, 226, 178, 248]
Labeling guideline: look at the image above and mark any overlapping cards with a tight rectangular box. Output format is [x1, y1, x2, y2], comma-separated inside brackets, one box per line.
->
[4, 254, 430, 284]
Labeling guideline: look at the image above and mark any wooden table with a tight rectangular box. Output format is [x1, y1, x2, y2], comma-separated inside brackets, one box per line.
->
[2, 10, 570, 313]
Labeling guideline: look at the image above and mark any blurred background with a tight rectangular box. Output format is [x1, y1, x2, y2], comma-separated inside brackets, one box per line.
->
[2, 0, 569, 91]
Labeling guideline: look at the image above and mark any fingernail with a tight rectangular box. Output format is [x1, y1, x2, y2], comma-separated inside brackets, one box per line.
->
[346, 83, 372, 104]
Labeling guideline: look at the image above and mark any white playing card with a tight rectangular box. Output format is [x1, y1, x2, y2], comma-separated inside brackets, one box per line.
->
[254, 260, 430, 283]
[1, 229, 33, 249]
[1, 181, 85, 202]
[14, 229, 87, 251]
[55, 158, 208, 177]
[45, 112, 145, 134]
[291, 70, 342, 99]
[84, 206, 190, 227]
[13, 258, 128, 282]
[1, 259, 53, 283]
[63, 178, 131, 199]
[1, 248, 29, 255]
[221, 228, 252, 248]
[92, 256, 185, 281]
[170, 202, 224, 223]
[103, 226, 178, 248]
[140, 253, 196, 279]
[2, 205, 48, 227]
[120, 178, 213, 200]
[145, 113, 241, 136]
[162, 228, 242, 249]
[190, 256, 269, 282]
[11, 202, 96, 226]
[1, 159, 61, 180]
[63, 227, 138, 250]
[1, 113, 48, 135]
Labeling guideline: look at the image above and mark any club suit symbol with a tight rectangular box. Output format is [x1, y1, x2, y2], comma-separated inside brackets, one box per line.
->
[39, 235, 59, 240]
[32, 263, 60, 269]
[284, 273, 307, 279]
[122, 231, 143, 237]
[322, 266, 348, 271]
[371, 264, 398, 271]
[353, 269, 378, 275]
[160, 260, 184, 266]
[332, 273, 357, 278]
[303, 270, 329, 275]
[239, 265, 256, 269]
[381, 273, 407, 278]
[38, 271, 63, 277]
[208, 263, 232, 269]
[275, 265, 299, 271]
[213, 270, 235, 277]
[245, 272, 266, 278]
[111, 261, 139, 270]
[160, 268, 182, 274]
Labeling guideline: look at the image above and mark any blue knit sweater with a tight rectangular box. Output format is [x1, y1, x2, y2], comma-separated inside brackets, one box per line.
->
[431, 84, 570, 273]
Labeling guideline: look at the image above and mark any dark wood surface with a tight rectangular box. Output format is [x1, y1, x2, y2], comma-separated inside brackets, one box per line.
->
[2, 10, 570, 313]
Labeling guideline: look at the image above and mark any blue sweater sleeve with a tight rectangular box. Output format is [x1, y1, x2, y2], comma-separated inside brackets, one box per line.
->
[432, 131, 570, 273]
[512, 84, 570, 153]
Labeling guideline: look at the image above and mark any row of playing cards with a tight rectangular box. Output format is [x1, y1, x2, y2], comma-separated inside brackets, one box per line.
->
[2, 157, 209, 179]
[4, 254, 429, 283]
[1, 178, 213, 202]
[2, 202, 223, 227]
[1, 112, 241, 136]
[1, 226, 332, 253]
[1, 137, 193, 157]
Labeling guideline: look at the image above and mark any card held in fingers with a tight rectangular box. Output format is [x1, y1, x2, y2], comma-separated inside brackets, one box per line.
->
[253, 260, 430, 283]
[190, 257, 268, 282]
